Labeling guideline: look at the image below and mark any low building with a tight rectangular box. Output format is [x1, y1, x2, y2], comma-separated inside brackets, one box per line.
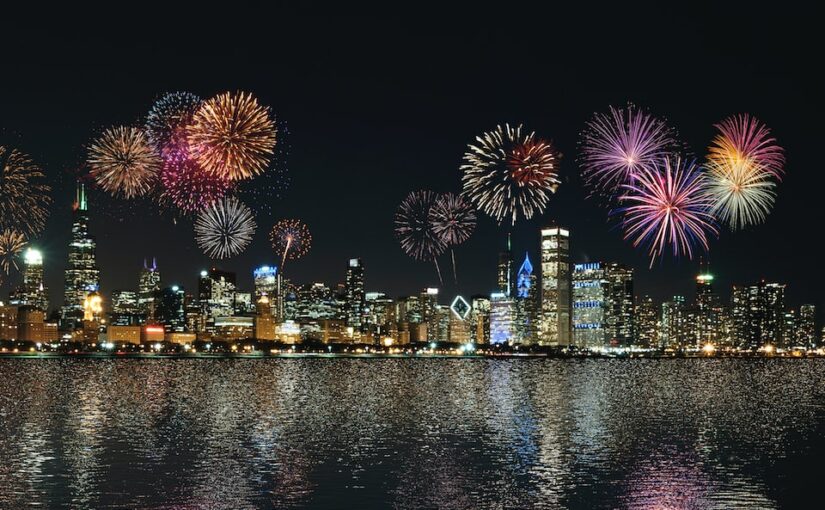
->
[17, 306, 46, 342]
[108, 325, 142, 344]
[0, 305, 18, 341]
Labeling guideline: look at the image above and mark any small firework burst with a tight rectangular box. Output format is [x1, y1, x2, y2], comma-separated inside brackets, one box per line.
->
[461, 124, 561, 225]
[187, 91, 277, 181]
[0, 228, 27, 274]
[269, 219, 312, 267]
[394, 190, 447, 261]
[88, 126, 161, 198]
[618, 157, 718, 266]
[0, 146, 52, 237]
[145, 91, 202, 157]
[706, 157, 777, 230]
[429, 193, 476, 246]
[579, 104, 678, 194]
[708, 114, 785, 179]
[193, 196, 256, 259]
[159, 158, 234, 216]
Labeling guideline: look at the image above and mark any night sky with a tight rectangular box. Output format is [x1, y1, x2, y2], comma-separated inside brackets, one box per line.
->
[2, 6, 821, 315]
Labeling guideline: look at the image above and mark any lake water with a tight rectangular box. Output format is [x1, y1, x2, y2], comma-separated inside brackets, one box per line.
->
[1, 357, 823, 509]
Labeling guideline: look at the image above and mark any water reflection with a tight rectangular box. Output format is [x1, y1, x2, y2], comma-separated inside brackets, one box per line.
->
[1, 358, 823, 508]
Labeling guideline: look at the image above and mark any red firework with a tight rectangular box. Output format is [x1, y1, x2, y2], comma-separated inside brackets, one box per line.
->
[159, 158, 233, 215]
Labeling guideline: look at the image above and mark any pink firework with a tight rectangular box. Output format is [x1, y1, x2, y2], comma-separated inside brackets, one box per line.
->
[580, 104, 677, 193]
[618, 157, 717, 266]
[708, 113, 785, 179]
[159, 159, 233, 215]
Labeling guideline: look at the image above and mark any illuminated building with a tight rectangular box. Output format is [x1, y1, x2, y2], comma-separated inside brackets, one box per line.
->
[539, 226, 571, 346]
[421, 288, 439, 341]
[82, 291, 103, 346]
[155, 285, 186, 332]
[142, 325, 166, 344]
[514, 253, 539, 344]
[107, 325, 141, 345]
[138, 258, 161, 320]
[61, 183, 100, 329]
[198, 268, 236, 326]
[253, 265, 278, 318]
[605, 262, 634, 346]
[0, 305, 18, 341]
[293, 283, 340, 322]
[111, 290, 140, 326]
[10, 248, 49, 311]
[345, 258, 365, 331]
[781, 310, 796, 348]
[166, 332, 196, 345]
[635, 296, 658, 348]
[732, 281, 786, 350]
[436, 305, 451, 342]
[233, 292, 253, 315]
[214, 316, 254, 340]
[497, 234, 514, 296]
[798, 305, 816, 349]
[365, 292, 395, 335]
[695, 272, 720, 346]
[397, 295, 422, 324]
[660, 296, 687, 349]
[448, 295, 471, 344]
[490, 292, 514, 344]
[470, 296, 490, 344]
[572, 262, 607, 349]
[17, 306, 46, 342]
[254, 295, 277, 340]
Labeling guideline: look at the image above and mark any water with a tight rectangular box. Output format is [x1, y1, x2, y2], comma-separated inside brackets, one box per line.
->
[1, 357, 823, 509]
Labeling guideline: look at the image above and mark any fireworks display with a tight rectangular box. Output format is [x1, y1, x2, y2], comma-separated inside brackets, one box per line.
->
[0, 229, 26, 274]
[0, 146, 52, 237]
[87, 126, 161, 198]
[579, 104, 677, 194]
[270, 219, 312, 267]
[429, 193, 476, 247]
[193, 196, 257, 259]
[705, 114, 785, 230]
[159, 158, 233, 215]
[618, 157, 718, 266]
[461, 124, 561, 225]
[394, 190, 447, 262]
[145, 92, 202, 158]
[187, 91, 277, 181]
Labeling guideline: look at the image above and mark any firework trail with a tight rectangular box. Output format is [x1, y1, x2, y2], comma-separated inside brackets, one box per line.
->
[461, 124, 560, 225]
[269, 219, 312, 269]
[0, 146, 52, 237]
[239, 120, 291, 218]
[88, 126, 161, 198]
[394, 190, 447, 283]
[194, 196, 256, 259]
[0, 229, 26, 274]
[618, 157, 717, 267]
[429, 192, 476, 284]
[159, 158, 234, 216]
[187, 91, 277, 181]
[579, 104, 678, 195]
[145, 91, 202, 159]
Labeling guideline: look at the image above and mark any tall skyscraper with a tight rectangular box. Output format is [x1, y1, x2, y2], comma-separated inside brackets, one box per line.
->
[61, 183, 100, 329]
[345, 258, 365, 331]
[470, 296, 491, 344]
[497, 234, 514, 297]
[733, 281, 786, 350]
[572, 262, 608, 349]
[111, 290, 140, 326]
[155, 285, 186, 332]
[198, 268, 236, 326]
[661, 295, 687, 349]
[695, 272, 720, 346]
[490, 292, 514, 344]
[798, 304, 816, 350]
[539, 226, 571, 346]
[635, 295, 658, 348]
[421, 288, 439, 341]
[10, 248, 48, 311]
[253, 265, 278, 318]
[605, 263, 634, 346]
[138, 258, 162, 320]
[514, 253, 539, 344]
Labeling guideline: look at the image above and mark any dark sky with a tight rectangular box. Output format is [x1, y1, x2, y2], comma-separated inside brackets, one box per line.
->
[1, 5, 822, 314]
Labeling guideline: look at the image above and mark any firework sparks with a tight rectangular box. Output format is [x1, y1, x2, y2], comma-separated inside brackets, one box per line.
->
[395, 191, 447, 282]
[270, 219, 312, 268]
[708, 114, 785, 179]
[187, 91, 277, 181]
[88, 126, 161, 198]
[706, 157, 777, 230]
[194, 196, 256, 259]
[619, 157, 717, 266]
[0, 146, 52, 237]
[461, 124, 560, 225]
[579, 104, 677, 193]
[145, 92, 202, 158]
[429, 193, 476, 246]
[0, 229, 26, 274]
[159, 158, 233, 215]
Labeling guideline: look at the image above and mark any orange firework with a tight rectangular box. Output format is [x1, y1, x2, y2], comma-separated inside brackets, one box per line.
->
[88, 126, 161, 198]
[187, 91, 277, 181]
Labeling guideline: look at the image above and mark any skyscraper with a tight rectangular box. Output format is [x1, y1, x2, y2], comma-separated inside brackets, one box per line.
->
[345, 258, 365, 331]
[572, 262, 608, 349]
[733, 281, 786, 350]
[138, 258, 161, 320]
[635, 295, 658, 348]
[198, 268, 237, 326]
[695, 272, 720, 346]
[490, 292, 514, 344]
[111, 290, 140, 326]
[539, 226, 571, 346]
[497, 234, 514, 297]
[10, 248, 48, 311]
[514, 253, 539, 344]
[470, 296, 491, 345]
[61, 183, 100, 329]
[253, 265, 278, 318]
[155, 285, 186, 333]
[421, 288, 439, 341]
[798, 304, 816, 350]
[661, 295, 687, 349]
[605, 263, 634, 346]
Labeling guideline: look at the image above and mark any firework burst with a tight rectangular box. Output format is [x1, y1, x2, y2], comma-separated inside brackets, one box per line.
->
[88, 126, 161, 198]
[187, 91, 277, 181]
[159, 158, 233, 216]
[461, 124, 560, 225]
[0, 146, 52, 237]
[429, 193, 476, 246]
[619, 157, 717, 266]
[395, 191, 447, 282]
[708, 114, 785, 179]
[145, 91, 202, 158]
[194, 196, 256, 259]
[705, 157, 777, 230]
[269, 219, 312, 267]
[579, 104, 677, 193]
[0, 229, 27, 274]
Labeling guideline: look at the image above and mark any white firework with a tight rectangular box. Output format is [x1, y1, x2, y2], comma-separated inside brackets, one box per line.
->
[194, 196, 256, 259]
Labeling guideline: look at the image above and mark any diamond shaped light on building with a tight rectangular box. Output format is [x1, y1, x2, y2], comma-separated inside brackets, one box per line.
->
[450, 295, 471, 320]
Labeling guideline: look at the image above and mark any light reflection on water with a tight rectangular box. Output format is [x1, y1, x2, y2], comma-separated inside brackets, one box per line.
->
[1, 358, 823, 509]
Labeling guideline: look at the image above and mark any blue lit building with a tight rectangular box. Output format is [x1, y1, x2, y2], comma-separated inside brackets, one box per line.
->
[514, 253, 539, 343]
[490, 292, 514, 344]
[572, 262, 608, 349]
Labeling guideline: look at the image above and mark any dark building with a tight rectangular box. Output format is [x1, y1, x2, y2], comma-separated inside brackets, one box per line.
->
[155, 285, 186, 333]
